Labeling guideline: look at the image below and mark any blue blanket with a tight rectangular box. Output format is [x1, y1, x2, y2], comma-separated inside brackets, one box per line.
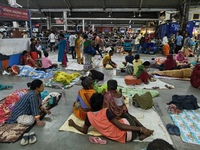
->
[17, 65, 53, 79]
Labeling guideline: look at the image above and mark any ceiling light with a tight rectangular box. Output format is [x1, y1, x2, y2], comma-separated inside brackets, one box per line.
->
[133, 12, 136, 18]
[68, 11, 71, 16]
[138, 12, 141, 17]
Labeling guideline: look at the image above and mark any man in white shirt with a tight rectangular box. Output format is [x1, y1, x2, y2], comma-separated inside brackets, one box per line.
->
[69, 33, 76, 59]
[48, 31, 56, 52]
[162, 34, 168, 45]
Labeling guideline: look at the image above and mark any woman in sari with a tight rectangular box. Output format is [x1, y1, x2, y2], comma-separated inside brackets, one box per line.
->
[75, 33, 83, 64]
[55, 34, 67, 67]
[83, 34, 93, 70]
[163, 54, 177, 70]
[73, 76, 96, 120]
[175, 50, 188, 63]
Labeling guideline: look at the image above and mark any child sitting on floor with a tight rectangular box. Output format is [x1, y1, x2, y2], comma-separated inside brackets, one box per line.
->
[42, 52, 58, 69]
[136, 61, 155, 84]
[102, 79, 153, 140]
[122, 51, 134, 74]
[133, 54, 143, 75]
[102, 49, 117, 68]
[68, 93, 154, 143]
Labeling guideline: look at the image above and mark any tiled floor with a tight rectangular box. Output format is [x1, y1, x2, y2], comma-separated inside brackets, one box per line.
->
[0, 52, 199, 150]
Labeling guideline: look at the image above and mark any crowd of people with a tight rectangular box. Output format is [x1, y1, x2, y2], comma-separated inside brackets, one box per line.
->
[3, 28, 200, 150]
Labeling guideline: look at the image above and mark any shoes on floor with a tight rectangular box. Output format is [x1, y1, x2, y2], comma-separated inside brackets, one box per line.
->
[20, 132, 37, 146]
[166, 123, 180, 136]
[89, 136, 107, 145]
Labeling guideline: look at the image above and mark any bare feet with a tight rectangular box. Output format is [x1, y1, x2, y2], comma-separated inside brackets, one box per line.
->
[142, 127, 154, 136]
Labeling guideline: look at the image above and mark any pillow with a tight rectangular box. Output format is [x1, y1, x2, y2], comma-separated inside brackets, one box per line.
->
[17, 115, 35, 126]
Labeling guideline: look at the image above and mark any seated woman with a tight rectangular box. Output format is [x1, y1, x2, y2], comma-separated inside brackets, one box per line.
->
[20, 50, 37, 67]
[73, 76, 96, 120]
[103, 80, 153, 140]
[7, 79, 50, 127]
[69, 93, 154, 143]
[175, 50, 188, 63]
[163, 54, 177, 70]
[136, 61, 155, 84]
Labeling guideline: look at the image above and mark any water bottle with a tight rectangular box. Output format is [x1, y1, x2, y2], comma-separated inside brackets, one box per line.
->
[129, 94, 133, 106]
[61, 88, 67, 103]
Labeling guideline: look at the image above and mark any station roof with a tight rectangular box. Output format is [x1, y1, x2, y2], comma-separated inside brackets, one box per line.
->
[0, 0, 199, 27]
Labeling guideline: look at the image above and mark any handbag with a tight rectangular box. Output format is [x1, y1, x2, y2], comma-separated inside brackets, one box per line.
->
[132, 92, 153, 109]
[48, 95, 57, 107]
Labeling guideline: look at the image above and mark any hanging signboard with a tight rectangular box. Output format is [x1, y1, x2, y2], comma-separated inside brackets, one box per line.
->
[0, 4, 29, 21]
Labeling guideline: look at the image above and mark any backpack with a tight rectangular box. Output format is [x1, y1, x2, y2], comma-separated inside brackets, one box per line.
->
[132, 92, 153, 109]
[84, 46, 96, 56]
[90, 70, 104, 81]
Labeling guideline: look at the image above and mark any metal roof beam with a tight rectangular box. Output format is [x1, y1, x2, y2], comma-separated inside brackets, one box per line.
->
[139, 0, 143, 11]
[31, 17, 159, 21]
[63, 0, 72, 9]
[30, 8, 177, 13]
[103, 0, 106, 11]
[32, 0, 41, 10]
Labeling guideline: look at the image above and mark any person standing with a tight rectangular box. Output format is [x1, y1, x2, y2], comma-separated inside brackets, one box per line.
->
[162, 34, 170, 56]
[56, 34, 67, 67]
[183, 33, 191, 59]
[75, 33, 83, 64]
[174, 31, 183, 54]
[69, 33, 77, 59]
[135, 33, 141, 54]
[83, 34, 93, 70]
[93, 33, 103, 58]
[48, 31, 56, 52]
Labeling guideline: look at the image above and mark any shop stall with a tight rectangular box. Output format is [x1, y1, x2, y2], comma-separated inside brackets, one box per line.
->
[0, 4, 30, 69]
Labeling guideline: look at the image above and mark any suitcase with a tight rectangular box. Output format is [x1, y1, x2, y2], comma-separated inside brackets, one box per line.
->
[124, 75, 142, 85]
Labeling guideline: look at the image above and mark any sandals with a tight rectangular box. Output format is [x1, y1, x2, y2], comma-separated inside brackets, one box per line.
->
[20, 132, 37, 146]
[89, 136, 107, 145]
[20, 133, 29, 146]
[166, 124, 180, 136]
[29, 132, 37, 144]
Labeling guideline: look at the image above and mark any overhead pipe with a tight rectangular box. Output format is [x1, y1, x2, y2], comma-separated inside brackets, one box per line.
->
[30, 8, 177, 13]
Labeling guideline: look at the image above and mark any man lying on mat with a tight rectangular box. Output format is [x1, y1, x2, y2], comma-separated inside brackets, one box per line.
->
[7, 79, 50, 127]
[69, 93, 154, 143]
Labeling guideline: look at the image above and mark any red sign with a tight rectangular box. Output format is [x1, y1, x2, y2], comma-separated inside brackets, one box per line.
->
[0, 4, 29, 21]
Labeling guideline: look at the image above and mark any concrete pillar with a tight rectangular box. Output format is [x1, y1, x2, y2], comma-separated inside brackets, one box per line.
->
[180, 0, 191, 31]
[82, 19, 85, 32]
[8, 0, 19, 28]
[92, 24, 95, 32]
[25, 21, 28, 30]
[63, 11, 68, 31]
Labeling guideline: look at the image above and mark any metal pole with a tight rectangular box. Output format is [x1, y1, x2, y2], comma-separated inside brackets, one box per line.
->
[29, 10, 33, 38]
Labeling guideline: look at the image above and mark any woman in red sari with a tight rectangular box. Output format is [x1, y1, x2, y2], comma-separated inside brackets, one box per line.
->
[73, 76, 96, 120]
[164, 54, 177, 70]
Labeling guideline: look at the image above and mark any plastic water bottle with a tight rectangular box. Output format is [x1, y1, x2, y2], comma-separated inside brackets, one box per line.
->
[129, 94, 133, 106]
[61, 88, 67, 103]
